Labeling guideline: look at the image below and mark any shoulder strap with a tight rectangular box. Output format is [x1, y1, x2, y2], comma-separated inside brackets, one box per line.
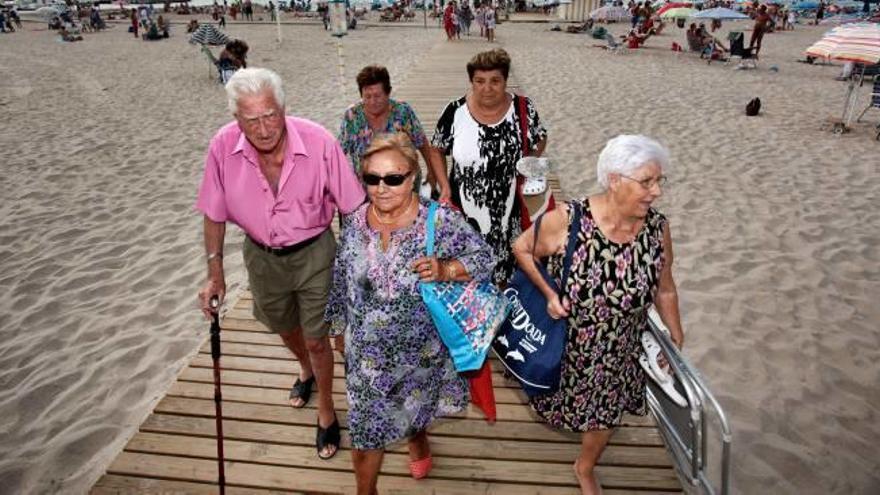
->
[517, 94, 529, 156]
[558, 202, 583, 298]
[425, 201, 438, 256]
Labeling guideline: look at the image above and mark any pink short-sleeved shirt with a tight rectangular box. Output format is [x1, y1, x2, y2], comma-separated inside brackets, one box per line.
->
[195, 116, 366, 247]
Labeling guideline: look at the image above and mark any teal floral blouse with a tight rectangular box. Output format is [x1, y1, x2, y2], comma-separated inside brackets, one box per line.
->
[337, 99, 427, 174]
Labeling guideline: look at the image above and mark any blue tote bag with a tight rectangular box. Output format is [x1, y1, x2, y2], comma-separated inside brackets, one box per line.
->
[420, 202, 510, 372]
[492, 202, 582, 397]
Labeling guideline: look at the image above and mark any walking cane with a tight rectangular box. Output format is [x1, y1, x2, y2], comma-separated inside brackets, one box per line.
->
[209, 296, 226, 494]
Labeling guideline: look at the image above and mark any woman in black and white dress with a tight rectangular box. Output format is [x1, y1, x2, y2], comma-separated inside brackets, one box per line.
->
[430, 48, 547, 286]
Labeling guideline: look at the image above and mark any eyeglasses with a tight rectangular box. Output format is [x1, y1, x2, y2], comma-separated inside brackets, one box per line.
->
[362, 171, 412, 187]
[620, 174, 668, 189]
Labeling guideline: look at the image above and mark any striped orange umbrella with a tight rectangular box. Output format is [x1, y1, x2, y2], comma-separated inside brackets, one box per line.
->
[805, 23, 880, 64]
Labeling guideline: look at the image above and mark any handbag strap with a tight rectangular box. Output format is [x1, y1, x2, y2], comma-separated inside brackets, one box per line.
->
[558, 201, 583, 298]
[425, 200, 439, 257]
[517, 94, 529, 156]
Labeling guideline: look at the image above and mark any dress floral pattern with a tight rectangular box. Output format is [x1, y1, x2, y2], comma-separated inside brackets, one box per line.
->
[530, 199, 667, 431]
[325, 199, 496, 450]
[337, 99, 427, 175]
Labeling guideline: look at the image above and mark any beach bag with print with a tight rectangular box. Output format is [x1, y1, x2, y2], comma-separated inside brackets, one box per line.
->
[492, 202, 582, 397]
[420, 201, 511, 372]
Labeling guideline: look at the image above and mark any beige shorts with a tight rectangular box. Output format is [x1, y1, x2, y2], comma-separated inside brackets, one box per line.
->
[242, 230, 336, 339]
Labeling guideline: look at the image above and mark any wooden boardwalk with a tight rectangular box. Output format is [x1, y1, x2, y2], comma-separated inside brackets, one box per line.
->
[91, 36, 682, 494]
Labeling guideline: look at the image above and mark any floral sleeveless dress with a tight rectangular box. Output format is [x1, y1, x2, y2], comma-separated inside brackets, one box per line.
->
[530, 199, 667, 431]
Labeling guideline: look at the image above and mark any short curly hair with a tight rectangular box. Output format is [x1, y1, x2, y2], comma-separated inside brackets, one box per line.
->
[466, 48, 511, 81]
[356, 65, 392, 95]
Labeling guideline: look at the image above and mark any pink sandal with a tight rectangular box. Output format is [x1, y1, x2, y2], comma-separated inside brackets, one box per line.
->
[409, 456, 433, 480]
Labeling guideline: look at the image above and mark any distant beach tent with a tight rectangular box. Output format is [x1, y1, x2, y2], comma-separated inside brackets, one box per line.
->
[690, 7, 749, 19]
[791, 1, 820, 10]
[589, 5, 631, 21]
[660, 7, 696, 19]
[189, 24, 230, 46]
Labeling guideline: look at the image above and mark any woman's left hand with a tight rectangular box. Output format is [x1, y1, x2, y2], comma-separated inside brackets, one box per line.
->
[412, 256, 443, 282]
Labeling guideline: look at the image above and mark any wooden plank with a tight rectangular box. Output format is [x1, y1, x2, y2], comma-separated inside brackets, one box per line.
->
[106, 451, 678, 494]
[169, 380, 547, 422]
[179, 366, 530, 405]
[152, 396, 663, 446]
[141, 413, 673, 467]
[124, 431, 679, 489]
[91, 474, 295, 494]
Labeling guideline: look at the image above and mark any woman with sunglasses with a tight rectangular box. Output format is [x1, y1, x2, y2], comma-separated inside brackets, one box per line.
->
[511, 135, 684, 495]
[325, 133, 495, 494]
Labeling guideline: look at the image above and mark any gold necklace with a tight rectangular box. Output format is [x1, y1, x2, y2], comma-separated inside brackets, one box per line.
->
[371, 195, 415, 226]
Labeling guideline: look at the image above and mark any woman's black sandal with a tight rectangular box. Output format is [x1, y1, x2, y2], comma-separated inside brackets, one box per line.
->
[316, 416, 341, 460]
[288, 376, 315, 408]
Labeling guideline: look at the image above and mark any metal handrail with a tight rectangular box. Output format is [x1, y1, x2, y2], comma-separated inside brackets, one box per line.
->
[645, 309, 732, 495]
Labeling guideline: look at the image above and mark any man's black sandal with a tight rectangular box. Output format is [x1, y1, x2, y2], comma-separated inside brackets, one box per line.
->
[288, 376, 315, 408]
[316, 416, 341, 460]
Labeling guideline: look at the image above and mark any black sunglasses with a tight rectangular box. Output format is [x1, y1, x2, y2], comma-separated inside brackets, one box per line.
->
[362, 171, 412, 187]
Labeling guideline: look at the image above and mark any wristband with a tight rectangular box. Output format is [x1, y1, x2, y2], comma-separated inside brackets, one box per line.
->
[206, 252, 223, 262]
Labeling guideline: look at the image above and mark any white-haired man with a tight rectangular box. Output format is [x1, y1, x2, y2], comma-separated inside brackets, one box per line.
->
[196, 68, 365, 460]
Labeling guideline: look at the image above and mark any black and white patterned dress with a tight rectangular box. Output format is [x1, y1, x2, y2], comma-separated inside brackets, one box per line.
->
[431, 94, 546, 285]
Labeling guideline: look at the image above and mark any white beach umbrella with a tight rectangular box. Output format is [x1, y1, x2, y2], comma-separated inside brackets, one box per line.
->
[690, 7, 749, 20]
[590, 5, 632, 21]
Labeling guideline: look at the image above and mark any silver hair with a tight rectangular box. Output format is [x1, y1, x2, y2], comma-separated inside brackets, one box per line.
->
[225, 68, 286, 114]
[596, 135, 670, 189]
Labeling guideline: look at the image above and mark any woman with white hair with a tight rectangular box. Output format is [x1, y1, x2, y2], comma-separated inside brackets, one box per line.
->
[511, 134, 684, 495]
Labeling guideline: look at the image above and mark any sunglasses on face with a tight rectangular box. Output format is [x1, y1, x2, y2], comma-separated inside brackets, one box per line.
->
[362, 171, 412, 187]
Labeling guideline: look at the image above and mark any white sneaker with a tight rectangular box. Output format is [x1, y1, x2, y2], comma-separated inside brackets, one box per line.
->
[522, 177, 547, 196]
[640, 332, 688, 407]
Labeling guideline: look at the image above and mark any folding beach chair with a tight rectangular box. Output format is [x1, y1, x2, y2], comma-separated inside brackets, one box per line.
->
[854, 72, 880, 140]
[726, 31, 757, 69]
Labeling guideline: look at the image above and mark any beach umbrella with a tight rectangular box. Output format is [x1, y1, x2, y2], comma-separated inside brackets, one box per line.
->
[656, 2, 692, 15]
[660, 7, 697, 19]
[34, 5, 65, 18]
[208, 297, 226, 495]
[806, 22, 880, 64]
[189, 24, 230, 45]
[690, 7, 749, 19]
[589, 5, 632, 21]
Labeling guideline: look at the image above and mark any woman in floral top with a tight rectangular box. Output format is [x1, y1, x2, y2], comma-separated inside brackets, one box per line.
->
[511, 135, 684, 495]
[325, 133, 494, 493]
[338, 65, 446, 188]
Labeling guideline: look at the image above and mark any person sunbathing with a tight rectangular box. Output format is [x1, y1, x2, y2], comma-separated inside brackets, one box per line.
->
[625, 26, 652, 48]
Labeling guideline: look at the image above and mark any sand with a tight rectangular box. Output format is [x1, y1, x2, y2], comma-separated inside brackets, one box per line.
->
[0, 13, 877, 495]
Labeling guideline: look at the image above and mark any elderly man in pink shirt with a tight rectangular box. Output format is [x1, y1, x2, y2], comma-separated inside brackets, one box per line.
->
[196, 68, 365, 460]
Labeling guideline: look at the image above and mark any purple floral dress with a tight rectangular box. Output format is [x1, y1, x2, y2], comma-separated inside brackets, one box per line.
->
[325, 199, 495, 450]
[530, 199, 667, 431]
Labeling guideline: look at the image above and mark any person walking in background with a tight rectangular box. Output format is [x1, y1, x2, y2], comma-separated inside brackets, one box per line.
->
[484, 4, 495, 42]
[268, 1, 276, 21]
[513, 135, 684, 495]
[243, 0, 253, 20]
[431, 49, 547, 285]
[130, 9, 138, 38]
[338, 65, 445, 191]
[196, 68, 365, 461]
[460, 2, 472, 35]
[749, 4, 770, 56]
[325, 133, 495, 493]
